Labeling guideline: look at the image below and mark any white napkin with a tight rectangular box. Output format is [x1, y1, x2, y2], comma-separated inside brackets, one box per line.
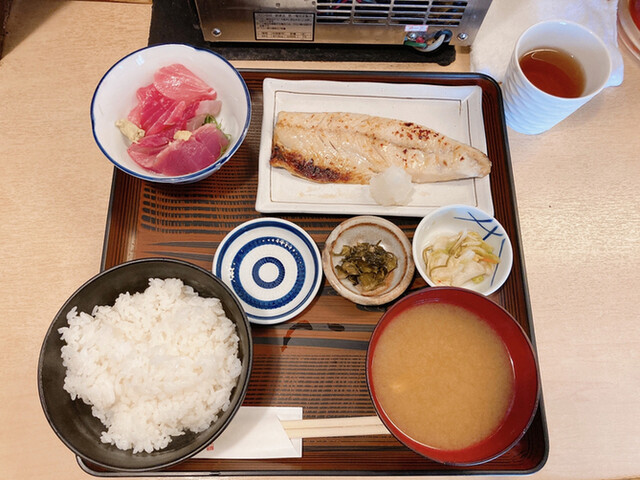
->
[195, 406, 303, 459]
[470, 0, 624, 87]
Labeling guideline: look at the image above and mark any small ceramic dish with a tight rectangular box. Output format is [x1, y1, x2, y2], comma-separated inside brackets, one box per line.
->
[322, 216, 414, 306]
[213, 218, 323, 325]
[91, 43, 251, 184]
[412, 204, 513, 296]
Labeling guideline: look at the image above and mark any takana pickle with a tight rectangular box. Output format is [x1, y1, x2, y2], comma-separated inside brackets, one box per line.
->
[333, 242, 397, 291]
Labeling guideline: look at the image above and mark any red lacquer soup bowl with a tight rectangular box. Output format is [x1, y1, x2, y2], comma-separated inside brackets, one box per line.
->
[366, 287, 540, 466]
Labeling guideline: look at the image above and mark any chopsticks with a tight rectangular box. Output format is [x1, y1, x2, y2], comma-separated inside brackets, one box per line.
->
[280, 416, 389, 439]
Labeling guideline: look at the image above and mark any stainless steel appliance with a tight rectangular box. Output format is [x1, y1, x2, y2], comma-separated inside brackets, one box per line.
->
[194, 0, 492, 52]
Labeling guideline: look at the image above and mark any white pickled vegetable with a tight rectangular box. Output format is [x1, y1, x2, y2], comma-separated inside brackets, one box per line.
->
[422, 231, 500, 287]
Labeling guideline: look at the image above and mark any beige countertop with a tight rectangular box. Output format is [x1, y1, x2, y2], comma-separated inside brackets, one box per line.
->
[1, 1, 639, 479]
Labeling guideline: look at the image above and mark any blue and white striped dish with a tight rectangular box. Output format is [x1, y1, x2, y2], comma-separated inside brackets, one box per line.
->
[213, 218, 322, 325]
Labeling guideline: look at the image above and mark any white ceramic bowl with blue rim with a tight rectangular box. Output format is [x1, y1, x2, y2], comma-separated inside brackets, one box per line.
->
[91, 43, 251, 184]
[412, 204, 513, 296]
[213, 218, 323, 325]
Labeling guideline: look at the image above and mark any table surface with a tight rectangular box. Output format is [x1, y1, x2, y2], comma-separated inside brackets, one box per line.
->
[1, 1, 638, 480]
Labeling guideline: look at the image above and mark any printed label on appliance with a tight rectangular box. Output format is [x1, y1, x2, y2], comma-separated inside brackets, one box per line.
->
[254, 12, 315, 41]
[404, 25, 429, 32]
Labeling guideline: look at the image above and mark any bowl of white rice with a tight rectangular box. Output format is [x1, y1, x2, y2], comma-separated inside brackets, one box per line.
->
[38, 258, 252, 472]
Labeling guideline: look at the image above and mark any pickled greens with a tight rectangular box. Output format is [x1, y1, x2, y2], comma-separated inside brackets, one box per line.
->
[333, 242, 398, 292]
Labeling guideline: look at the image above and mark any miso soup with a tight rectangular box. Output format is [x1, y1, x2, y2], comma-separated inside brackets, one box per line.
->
[370, 303, 515, 450]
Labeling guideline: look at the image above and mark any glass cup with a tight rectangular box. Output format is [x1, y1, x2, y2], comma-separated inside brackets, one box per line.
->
[502, 20, 612, 135]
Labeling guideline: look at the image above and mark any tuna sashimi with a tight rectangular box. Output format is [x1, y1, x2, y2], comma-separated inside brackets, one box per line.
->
[127, 84, 171, 129]
[127, 134, 170, 170]
[153, 64, 217, 104]
[128, 85, 199, 138]
[145, 100, 198, 137]
[153, 138, 212, 176]
[193, 123, 229, 160]
[117, 63, 230, 177]
[130, 124, 229, 176]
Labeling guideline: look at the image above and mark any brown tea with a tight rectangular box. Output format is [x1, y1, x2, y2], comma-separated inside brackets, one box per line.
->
[519, 47, 586, 98]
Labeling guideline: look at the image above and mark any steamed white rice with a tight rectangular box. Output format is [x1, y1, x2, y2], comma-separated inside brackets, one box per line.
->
[58, 277, 242, 454]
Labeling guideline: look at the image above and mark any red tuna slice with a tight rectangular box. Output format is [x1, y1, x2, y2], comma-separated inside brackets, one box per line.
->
[145, 100, 199, 137]
[128, 85, 200, 138]
[192, 123, 230, 160]
[127, 84, 173, 130]
[144, 100, 187, 136]
[153, 64, 217, 104]
[153, 137, 214, 176]
[127, 133, 170, 171]
[151, 124, 230, 176]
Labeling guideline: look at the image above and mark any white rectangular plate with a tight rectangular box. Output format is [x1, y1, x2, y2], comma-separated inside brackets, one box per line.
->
[255, 78, 493, 217]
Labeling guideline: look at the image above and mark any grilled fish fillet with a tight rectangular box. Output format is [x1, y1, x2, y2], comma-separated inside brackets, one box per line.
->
[270, 112, 491, 184]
